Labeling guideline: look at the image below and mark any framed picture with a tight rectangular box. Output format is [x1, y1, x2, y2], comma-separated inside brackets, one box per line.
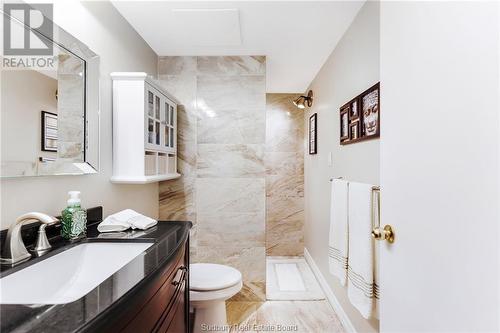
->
[340, 108, 349, 141]
[349, 121, 359, 140]
[349, 99, 359, 120]
[309, 113, 317, 154]
[41, 111, 58, 152]
[339, 82, 380, 145]
[361, 84, 380, 137]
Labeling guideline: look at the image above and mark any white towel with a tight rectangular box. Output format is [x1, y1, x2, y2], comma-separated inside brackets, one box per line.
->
[347, 182, 378, 319]
[328, 179, 349, 286]
[97, 209, 158, 233]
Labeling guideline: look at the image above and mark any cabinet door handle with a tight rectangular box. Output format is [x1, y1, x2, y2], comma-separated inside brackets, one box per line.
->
[171, 266, 185, 286]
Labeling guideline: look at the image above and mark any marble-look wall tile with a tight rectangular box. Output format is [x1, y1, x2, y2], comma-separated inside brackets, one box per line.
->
[265, 94, 305, 257]
[198, 109, 265, 144]
[157, 75, 197, 108]
[193, 246, 266, 283]
[266, 94, 304, 153]
[57, 118, 83, 145]
[266, 219, 304, 256]
[157, 67, 198, 240]
[198, 56, 265, 76]
[197, 144, 265, 178]
[266, 196, 304, 222]
[158, 56, 197, 76]
[265, 152, 304, 176]
[266, 93, 302, 112]
[196, 178, 265, 214]
[197, 76, 265, 111]
[197, 212, 265, 247]
[159, 177, 195, 219]
[266, 127, 304, 153]
[57, 54, 85, 161]
[266, 174, 304, 198]
[176, 106, 197, 176]
[158, 57, 267, 302]
[58, 142, 83, 159]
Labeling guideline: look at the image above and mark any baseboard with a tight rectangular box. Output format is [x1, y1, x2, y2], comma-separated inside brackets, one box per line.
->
[304, 247, 357, 333]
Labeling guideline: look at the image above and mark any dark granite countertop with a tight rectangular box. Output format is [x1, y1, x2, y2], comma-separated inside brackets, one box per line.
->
[0, 215, 192, 333]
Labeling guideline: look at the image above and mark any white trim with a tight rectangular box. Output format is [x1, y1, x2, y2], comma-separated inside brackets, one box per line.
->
[110, 72, 148, 80]
[304, 247, 357, 333]
[110, 173, 181, 184]
[110, 72, 180, 104]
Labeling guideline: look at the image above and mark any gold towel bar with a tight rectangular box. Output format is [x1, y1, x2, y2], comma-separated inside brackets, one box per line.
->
[329, 178, 381, 192]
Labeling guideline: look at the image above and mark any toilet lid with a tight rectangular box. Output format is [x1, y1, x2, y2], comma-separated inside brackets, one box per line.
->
[190, 263, 242, 291]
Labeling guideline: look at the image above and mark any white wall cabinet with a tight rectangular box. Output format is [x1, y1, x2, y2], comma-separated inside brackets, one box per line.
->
[111, 72, 180, 184]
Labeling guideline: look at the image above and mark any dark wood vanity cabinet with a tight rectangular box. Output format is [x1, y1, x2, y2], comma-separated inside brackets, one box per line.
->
[122, 242, 189, 333]
[87, 239, 190, 333]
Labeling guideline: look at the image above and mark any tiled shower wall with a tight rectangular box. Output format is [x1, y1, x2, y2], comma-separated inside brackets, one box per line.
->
[158, 56, 267, 301]
[158, 57, 305, 301]
[265, 94, 304, 256]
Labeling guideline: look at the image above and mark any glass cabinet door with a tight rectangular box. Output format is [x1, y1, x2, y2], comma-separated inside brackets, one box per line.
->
[146, 86, 163, 149]
[148, 91, 154, 117]
[169, 105, 175, 148]
[147, 90, 155, 145]
[145, 83, 176, 153]
[161, 101, 175, 151]
[148, 118, 154, 144]
[164, 101, 170, 149]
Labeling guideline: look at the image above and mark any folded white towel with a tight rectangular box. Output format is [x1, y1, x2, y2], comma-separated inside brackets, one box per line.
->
[97, 209, 158, 233]
[328, 179, 349, 286]
[347, 182, 378, 319]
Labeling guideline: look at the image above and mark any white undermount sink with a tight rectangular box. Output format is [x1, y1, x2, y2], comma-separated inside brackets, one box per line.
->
[0, 242, 152, 304]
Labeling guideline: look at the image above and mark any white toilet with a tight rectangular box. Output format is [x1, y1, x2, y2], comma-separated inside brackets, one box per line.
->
[190, 263, 243, 333]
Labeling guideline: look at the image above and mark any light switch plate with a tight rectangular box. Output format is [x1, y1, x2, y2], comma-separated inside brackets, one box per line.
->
[328, 152, 333, 166]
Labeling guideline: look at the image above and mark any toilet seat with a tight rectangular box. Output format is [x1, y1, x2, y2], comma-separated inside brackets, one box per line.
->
[189, 263, 243, 333]
[190, 280, 243, 302]
[190, 263, 242, 291]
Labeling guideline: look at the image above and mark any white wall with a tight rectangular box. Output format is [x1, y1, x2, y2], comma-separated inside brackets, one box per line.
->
[380, 1, 499, 331]
[2, 70, 57, 163]
[1, 1, 159, 229]
[304, 2, 379, 332]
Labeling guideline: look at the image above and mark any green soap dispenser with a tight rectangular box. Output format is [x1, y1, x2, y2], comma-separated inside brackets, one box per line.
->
[61, 191, 87, 240]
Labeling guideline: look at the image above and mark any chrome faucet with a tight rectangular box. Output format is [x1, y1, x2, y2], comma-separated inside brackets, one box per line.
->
[1, 212, 58, 265]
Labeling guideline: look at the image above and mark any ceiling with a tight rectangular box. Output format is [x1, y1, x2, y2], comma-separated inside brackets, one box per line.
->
[111, 1, 365, 93]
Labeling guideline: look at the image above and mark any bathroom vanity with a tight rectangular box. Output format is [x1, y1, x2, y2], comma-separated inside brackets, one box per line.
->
[0, 207, 192, 333]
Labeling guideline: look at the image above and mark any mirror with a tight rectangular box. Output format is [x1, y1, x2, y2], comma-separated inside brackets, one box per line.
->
[1, 7, 99, 177]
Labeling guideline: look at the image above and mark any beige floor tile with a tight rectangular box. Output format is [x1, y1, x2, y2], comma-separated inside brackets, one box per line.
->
[225, 300, 345, 333]
[254, 301, 345, 333]
[227, 301, 262, 328]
